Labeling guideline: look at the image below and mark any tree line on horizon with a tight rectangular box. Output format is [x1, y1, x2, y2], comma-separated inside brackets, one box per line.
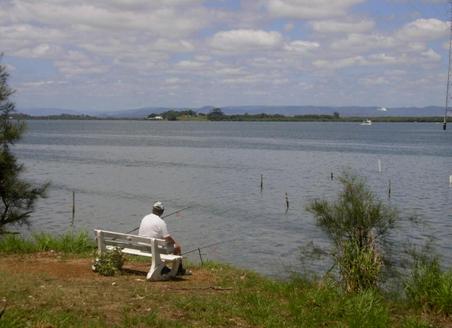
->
[148, 107, 343, 121]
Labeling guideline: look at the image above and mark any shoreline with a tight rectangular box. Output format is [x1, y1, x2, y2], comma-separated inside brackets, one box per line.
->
[18, 116, 449, 123]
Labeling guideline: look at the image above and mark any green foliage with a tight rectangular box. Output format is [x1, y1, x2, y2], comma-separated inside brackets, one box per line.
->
[92, 248, 124, 276]
[206, 107, 225, 120]
[338, 239, 383, 293]
[278, 278, 388, 327]
[405, 256, 452, 315]
[307, 172, 396, 292]
[343, 290, 389, 327]
[162, 110, 179, 121]
[400, 317, 433, 328]
[0, 61, 48, 233]
[0, 231, 95, 254]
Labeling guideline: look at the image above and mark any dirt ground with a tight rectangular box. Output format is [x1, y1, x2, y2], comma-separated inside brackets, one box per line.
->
[0, 252, 218, 286]
[0, 253, 239, 326]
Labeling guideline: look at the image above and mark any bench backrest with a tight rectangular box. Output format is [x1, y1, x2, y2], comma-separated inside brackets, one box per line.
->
[94, 229, 169, 254]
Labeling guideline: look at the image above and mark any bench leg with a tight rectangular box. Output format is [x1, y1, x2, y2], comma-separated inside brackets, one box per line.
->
[146, 259, 182, 281]
[167, 258, 181, 279]
[146, 262, 168, 281]
[91, 258, 100, 272]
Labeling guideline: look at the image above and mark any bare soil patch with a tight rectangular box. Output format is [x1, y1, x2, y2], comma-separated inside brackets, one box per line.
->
[0, 253, 219, 287]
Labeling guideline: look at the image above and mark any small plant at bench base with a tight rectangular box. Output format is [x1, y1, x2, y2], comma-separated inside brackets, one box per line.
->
[92, 247, 124, 276]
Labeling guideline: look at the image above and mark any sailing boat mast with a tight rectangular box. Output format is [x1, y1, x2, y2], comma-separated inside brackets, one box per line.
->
[444, 0, 452, 130]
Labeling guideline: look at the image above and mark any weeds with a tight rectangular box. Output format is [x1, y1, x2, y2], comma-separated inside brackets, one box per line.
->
[0, 231, 95, 254]
[405, 255, 452, 315]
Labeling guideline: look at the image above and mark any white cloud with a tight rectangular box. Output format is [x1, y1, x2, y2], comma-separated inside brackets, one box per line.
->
[330, 33, 395, 52]
[397, 18, 448, 41]
[164, 77, 189, 85]
[214, 67, 244, 76]
[19, 80, 68, 88]
[10, 0, 210, 37]
[0, 0, 448, 108]
[101, 0, 201, 11]
[175, 60, 205, 70]
[266, 0, 365, 19]
[284, 40, 320, 53]
[360, 75, 389, 86]
[310, 18, 375, 34]
[367, 53, 401, 65]
[210, 29, 283, 52]
[153, 39, 194, 52]
[54, 50, 108, 76]
[313, 56, 366, 69]
[420, 48, 441, 61]
[0, 24, 66, 55]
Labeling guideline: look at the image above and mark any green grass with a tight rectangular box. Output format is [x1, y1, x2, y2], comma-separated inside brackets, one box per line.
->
[405, 257, 452, 315]
[0, 235, 450, 327]
[0, 231, 95, 255]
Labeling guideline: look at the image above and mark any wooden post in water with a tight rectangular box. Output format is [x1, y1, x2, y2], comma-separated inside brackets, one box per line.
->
[331, 172, 334, 180]
[378, 159, 382, 173]
[388, 180, 391, 199]
[197, 248, 204, 265]
[71, 191, 75, 228]
[449, 175, 452, 185]
[260, 174, 263, 191]
[285, 192, 289, 211]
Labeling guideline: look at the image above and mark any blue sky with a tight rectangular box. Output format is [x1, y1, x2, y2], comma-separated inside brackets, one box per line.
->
[0, 0, 449, 112]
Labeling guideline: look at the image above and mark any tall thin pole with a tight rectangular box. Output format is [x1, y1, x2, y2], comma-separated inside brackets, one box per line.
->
[71, 191, 75, 228]
[444, 0, 452, 131]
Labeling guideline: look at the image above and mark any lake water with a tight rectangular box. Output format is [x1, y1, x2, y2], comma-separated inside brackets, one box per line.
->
[14, 120, 452, 277]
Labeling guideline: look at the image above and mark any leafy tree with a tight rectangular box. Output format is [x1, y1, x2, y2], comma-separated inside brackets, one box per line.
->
[182, 109, 196, 116]
[0, 61, 48, 233]
[207, 108, 225, 121]
[307, 172, 396, 292]
[163, 110, 179, 121]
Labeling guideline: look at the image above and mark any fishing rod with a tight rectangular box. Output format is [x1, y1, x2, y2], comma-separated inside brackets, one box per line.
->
[126, 206, 192, 234]
[182, 238, 240, 256]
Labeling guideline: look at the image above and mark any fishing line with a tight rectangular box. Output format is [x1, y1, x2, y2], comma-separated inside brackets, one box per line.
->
[182, 238, 241, 256]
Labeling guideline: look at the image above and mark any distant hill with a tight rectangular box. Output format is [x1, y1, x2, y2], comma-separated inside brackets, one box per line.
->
[104, 105, 444, 118]
[96, 107, 175, 118]
[18, 107, 84, 116]
[17, 105, 445, 118]
[217, 106, 445, 117]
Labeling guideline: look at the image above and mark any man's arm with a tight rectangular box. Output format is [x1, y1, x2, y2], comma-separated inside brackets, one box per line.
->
[164, 235, 181, 255]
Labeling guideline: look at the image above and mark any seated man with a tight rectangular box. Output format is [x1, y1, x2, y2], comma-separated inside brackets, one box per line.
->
[138, 201, 190, 276]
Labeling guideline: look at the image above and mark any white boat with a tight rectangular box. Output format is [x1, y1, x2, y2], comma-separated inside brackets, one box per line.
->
[360, 119, 372, 126]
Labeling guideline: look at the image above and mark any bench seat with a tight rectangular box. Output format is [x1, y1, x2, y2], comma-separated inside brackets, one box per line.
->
[94, 229, 182, 281]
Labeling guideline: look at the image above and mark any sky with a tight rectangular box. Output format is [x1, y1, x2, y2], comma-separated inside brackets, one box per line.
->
[0, 0, 450, 112]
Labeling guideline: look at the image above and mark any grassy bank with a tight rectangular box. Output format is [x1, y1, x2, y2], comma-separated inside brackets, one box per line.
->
[0, 233, 450, 327]
[0, 231, 95, 255]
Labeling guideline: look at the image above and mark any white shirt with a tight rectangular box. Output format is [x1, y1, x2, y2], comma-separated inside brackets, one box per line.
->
[138, 213, 170, 239]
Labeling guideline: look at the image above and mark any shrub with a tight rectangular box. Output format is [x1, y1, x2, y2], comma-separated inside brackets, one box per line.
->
[92, 248, 124, 276]
[306, 172, 396, 292]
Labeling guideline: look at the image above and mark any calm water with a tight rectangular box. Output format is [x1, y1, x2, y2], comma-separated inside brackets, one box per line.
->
[15, 120, 452, 277]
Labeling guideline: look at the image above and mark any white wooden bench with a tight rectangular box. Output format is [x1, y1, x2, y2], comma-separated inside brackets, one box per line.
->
[93, 229, 182, 281]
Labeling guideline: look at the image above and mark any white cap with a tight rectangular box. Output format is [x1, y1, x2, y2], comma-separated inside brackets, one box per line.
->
[153, 201, 164, 211]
